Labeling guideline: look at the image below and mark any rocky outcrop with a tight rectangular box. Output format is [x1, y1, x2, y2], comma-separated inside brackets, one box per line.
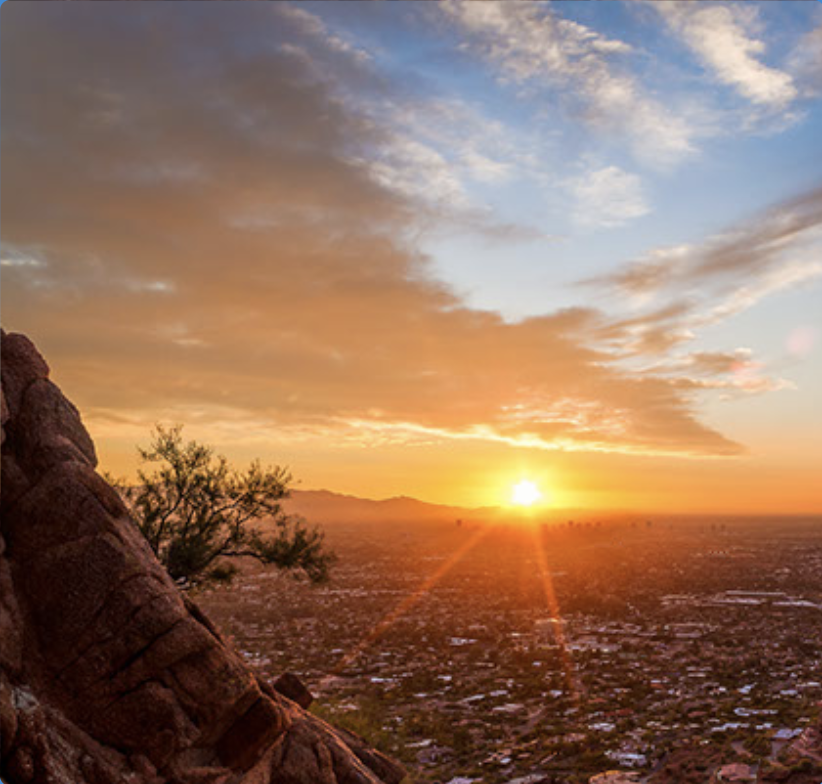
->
[0, 330, 406, 784]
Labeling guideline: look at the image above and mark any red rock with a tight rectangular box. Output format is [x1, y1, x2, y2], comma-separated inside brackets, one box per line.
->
[0, 548, 24, 676]
[0, 330, 49, 418]
[273, 671, 314, 709]
[0, 672, 18, 757]
[215, 697, 286, 771]
[0, 330, 406, 783]
[0, 453, 31, 509]
[1, 388, 9, 445]
[17, 377, 97, 473]
[6, 745, 35, 782]
[94, 680, 196, 769]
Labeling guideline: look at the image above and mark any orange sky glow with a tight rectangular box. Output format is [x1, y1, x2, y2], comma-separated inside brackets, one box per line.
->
[2, 3, 821, 516]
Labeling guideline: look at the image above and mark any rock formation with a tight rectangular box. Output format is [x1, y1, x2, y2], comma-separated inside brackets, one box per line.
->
[0, 330, 406, 784]
[272, 675, 314, 712]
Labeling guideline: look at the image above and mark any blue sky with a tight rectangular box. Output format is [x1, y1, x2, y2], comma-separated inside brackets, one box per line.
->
[305, 1, 822, 316]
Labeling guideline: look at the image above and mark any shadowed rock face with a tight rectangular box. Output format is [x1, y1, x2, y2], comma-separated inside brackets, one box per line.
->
[273, 674, 314, 711]
[0, 330, 406, 784]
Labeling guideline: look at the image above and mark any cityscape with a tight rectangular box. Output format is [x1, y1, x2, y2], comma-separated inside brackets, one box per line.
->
[201, 515, 822, 783]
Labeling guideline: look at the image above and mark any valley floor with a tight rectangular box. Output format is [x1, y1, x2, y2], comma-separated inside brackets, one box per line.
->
[199, 515, 822, 784]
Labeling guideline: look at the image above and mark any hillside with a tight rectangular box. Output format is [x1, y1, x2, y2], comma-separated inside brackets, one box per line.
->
[0, 330, 406, 784]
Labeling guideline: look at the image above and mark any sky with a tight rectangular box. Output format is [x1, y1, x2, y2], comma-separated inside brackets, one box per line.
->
[2, 1, 822, 514]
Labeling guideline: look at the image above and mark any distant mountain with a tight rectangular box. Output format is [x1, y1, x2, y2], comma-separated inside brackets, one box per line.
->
[283, 489, 637, 527]
[284, 488, 497, 524]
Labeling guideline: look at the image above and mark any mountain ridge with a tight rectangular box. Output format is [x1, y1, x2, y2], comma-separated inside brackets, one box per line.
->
[285, 487, 498, 524]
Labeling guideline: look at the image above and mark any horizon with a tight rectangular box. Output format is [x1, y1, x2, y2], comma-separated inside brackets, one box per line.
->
[3, 2, 822, 515]
[286, 487, 822, 522]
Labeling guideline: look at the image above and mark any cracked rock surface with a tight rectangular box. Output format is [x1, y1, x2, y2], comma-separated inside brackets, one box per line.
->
[0, 330, 406, 784]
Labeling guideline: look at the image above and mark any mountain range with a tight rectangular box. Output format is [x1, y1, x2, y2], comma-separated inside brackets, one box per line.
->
[283, 488, 494, 525]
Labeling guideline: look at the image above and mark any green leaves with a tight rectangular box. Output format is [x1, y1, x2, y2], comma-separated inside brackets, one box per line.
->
[125, 425, 335, 588]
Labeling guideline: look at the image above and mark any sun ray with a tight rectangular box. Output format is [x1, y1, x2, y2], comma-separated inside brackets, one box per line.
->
[318, 524, 493, 689]
[530, 525, 582, 709]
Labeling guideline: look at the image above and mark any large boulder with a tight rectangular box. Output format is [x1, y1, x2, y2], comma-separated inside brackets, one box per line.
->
[272, 673, 314, 711]
[0, 330, 406, 784]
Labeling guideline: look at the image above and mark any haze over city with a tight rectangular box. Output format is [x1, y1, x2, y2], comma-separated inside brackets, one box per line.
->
[3, 1, 822, 514]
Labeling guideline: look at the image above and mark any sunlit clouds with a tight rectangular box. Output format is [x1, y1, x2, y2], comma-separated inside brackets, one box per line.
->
[2, 2, 821, 513]
[588, 189, 822, 392]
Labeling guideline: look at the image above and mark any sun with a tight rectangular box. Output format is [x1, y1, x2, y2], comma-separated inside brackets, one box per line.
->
[511, 479, 542, 507]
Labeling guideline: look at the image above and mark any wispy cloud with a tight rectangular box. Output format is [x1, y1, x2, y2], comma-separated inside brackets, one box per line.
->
[1, 247, 47, 269]
[570, 165, 650, 229]
[358, 94, 555, 242]
[441, 0, 696, 167]
[270, 6, 553, 244]
[585, 187, 822, 402]
[598, 186, 822, 299]
[275, 3, 373, 68]
[700, 258, 822, 327]
[639, 349, 794, 396]
[367, 134, 471, 209]
[788, 22, 822, 97]
[655, 2, 797, 110]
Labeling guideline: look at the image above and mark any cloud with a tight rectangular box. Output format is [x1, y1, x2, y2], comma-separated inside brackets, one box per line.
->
[1, 249, 47, 269]
[360, 125, 553, 244]
[367, 134, 470, 209]
[570, 165, 650, 229]
[354, 94, 554, 242]
[595, 300, 697, 356]
[655, 2, 797, 110]
[584, 186, 822, 410]
[788, 22, 822, 96]
[641, 349, 793, 396]
[700, 259, 822, 327]
[440, 0, 696, 167]
[598, 186, 822, 300]
[1, 2, 753, 460]
[275, 4, 373, 67]
[459, 148, 511, 184]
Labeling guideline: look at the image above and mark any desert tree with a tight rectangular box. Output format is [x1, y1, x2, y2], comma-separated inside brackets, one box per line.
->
[122, 424, 335, 588]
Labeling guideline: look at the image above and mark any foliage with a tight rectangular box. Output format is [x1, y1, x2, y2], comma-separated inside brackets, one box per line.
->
[123, 424, 335, 588]
[311, 694, 411, 762]
[743, 732, 772, 758]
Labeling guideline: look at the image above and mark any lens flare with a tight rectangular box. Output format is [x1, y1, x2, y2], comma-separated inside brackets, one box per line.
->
[318, 525, 492, 689]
